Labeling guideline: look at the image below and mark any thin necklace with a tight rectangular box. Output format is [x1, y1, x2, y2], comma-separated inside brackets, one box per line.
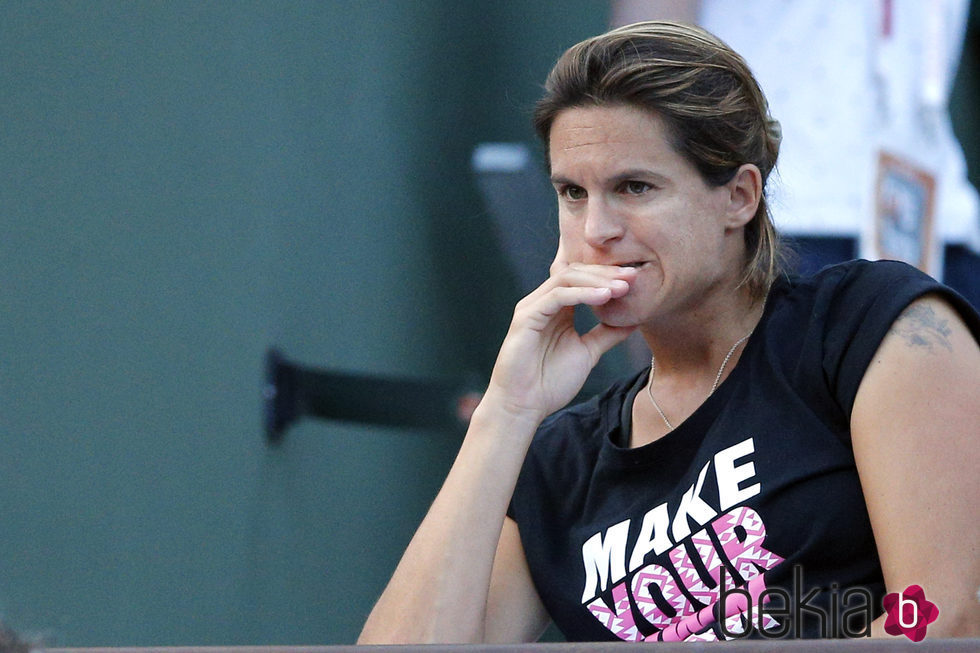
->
[646, 308, 763, 431]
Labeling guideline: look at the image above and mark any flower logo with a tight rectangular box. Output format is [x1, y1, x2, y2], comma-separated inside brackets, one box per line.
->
[882, 585, 939, 642]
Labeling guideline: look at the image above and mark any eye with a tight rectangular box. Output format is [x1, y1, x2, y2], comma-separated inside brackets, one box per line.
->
[622, 180, 651, 195]
[559, 185, 587, 201]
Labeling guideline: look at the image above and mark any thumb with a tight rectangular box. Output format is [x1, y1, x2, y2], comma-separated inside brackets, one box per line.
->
[581, 323, 637, 366]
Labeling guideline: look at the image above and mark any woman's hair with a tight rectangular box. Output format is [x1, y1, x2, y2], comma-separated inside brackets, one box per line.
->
[534, 21, 787, 298]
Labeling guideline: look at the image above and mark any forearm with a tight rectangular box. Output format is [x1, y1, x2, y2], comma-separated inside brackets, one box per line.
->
[360, 262, 635, 643]
[358, 398, 542, 644]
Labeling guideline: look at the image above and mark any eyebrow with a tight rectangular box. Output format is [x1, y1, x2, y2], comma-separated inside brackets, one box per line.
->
[549, 168, 669, 186]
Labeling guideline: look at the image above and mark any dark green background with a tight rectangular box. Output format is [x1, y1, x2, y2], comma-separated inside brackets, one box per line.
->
[1, 1, 976, 647]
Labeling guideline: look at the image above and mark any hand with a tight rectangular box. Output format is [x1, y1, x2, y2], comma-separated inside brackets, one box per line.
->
[483, 255, 638, 423]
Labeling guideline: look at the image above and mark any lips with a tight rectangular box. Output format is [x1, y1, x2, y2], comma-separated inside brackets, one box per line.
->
[619, 261, 649, 268]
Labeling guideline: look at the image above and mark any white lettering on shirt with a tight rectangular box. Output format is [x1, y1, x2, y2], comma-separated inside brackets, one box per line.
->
[581, 518, 630, 602]
[670, 459, 717, 542]
[580, 437, 761, 602]
[628, 502, 671, 572]
[715, 438, 761, 511]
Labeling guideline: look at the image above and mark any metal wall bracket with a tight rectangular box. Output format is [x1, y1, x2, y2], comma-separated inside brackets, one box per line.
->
[263, 348, 477, 444]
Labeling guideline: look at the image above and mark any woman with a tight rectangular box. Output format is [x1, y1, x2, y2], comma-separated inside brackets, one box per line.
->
[359, 22, 980, 642]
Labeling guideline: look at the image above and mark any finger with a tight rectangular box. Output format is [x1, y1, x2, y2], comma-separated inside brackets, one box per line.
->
[581, 323, 638, 364]
[556, 262, 636, 279]
[549, 235, 569, 276]
[520, 266, 631, 310]
[543, 264, 637, 296]
[523, 285, 620, 326]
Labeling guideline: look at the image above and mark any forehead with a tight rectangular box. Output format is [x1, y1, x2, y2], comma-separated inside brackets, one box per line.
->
[548, 104, 678, 169]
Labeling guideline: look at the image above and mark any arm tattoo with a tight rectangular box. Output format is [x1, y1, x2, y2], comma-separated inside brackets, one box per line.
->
[888, 303, 953, 353]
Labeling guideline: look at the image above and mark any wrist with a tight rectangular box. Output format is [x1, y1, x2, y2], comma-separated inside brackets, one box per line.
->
[470, 390, 548, 433]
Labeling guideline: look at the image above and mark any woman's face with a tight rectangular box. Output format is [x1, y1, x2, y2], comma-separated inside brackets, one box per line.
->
[548, 104, 749, 328]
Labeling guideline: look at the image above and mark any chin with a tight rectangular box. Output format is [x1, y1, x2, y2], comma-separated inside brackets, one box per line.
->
[591, 299, 643, 328]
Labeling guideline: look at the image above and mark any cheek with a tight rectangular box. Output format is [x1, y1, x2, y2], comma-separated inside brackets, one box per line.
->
[556, 215, 585, 253]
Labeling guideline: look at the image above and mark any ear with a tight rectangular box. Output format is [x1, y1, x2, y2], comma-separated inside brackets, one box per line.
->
[724, 164, 762, 230]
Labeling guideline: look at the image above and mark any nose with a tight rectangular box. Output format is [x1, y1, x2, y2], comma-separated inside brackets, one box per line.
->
[583, 198, 625, 247]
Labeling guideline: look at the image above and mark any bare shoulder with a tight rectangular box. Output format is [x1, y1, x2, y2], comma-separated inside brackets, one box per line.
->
[854, 292, 979, 446]
[884, 294, 960, 353]
[880, 293, 977, 358]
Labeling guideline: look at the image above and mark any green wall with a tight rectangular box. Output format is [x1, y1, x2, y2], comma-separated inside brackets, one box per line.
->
[0, 1, 606, 645]
[3, 1, 978, 647]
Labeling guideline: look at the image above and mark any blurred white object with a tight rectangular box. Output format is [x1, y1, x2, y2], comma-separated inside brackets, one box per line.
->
[696, 0, 979, 260]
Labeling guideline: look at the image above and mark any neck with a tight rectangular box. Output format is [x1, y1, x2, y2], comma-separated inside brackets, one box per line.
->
[640, 284, 765, 378]
[631, 284, 767, 446]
